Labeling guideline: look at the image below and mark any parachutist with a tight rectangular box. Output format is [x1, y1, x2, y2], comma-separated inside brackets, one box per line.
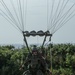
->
[21, 47, 51, 75]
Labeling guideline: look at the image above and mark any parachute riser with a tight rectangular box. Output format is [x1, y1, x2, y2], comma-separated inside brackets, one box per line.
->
[41, 35, 47, 49]
[41, 31, 52, 49]
[22, 31, 30, 53]
[22, 30, 52, 52]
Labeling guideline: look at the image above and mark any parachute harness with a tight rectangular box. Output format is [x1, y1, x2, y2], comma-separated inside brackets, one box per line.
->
[22, 30, 53, 74]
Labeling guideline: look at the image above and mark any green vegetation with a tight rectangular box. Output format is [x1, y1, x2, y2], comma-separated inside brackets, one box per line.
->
[0, 43, 75, 75]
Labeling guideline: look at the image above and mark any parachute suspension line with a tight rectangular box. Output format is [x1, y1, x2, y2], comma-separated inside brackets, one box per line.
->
[10, 0, 22, 31]
[57, 8, 75, 30]
[22, 0, 25, 31]
[0, 8, 14, 25]
[18, 0, 24, 31]
[62, 8, 75, 25]
[24, 0, 28, 31]
[53, 0, 65, 24]
[47, 0, 49, 30]
[47, 0, 67, 33]
[51, 0, 61, 33]
[0, 10, 21, 33]
[48, 1, 75, 34]
[17, 0, 28, 31]
[52, 0, 61, 23]
[22, 0, 28, 51]
[0, 0, 22, 32]
[48, 0, 70, 34]
[48, 0, 55, 33]
[51, 0, 55, 34]
[52, 0, 70, 33]
[54, 0, 70, 25]
[55, 0, 70, 22]
[52, 2, 75, 34]
[17, 0, 24, 31]
[0, 3, 22, 33]
[0, 1, 16, 24]
[1, 0, 19, 29]
[53, 10, 75, 34]
[54, 0, 69, 24]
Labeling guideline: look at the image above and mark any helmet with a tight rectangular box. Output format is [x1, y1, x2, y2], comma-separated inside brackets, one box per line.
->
[32, 45, 38, 55]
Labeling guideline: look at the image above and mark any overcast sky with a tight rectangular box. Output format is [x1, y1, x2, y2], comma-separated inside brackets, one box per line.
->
[0, 0, 75, 45]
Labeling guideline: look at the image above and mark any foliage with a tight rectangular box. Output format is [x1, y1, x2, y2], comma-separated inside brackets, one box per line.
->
[0, 44, 75, 75]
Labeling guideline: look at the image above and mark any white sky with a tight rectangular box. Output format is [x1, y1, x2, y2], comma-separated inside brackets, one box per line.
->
[0, 0, 75, 45]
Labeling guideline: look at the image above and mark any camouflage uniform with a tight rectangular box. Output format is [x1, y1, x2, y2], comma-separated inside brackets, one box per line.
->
[22, 47, 51, 75]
